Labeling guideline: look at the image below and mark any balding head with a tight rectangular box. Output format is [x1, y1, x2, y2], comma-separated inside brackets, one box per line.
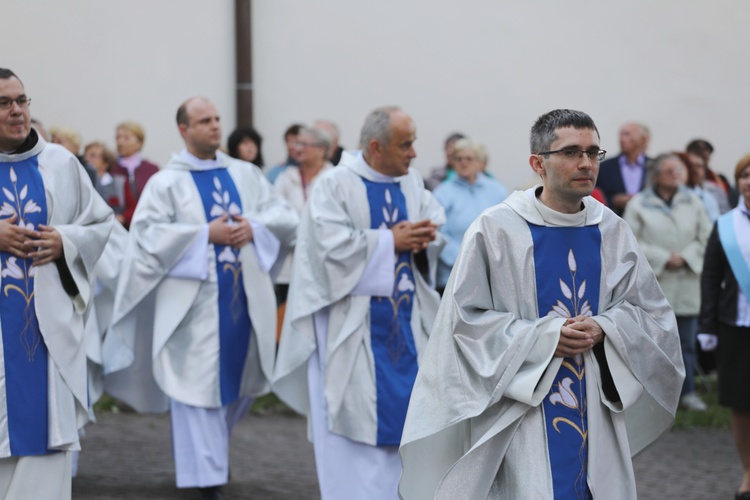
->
[619, 122, 649, 157]
[176, 97, 222, 159]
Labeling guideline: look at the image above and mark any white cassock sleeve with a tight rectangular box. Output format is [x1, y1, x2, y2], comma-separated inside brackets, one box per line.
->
[249, 219, 281, 273]
[165, 219, 281, 278]
[167, 225, 209, 280]
[350, 229, 394, 297]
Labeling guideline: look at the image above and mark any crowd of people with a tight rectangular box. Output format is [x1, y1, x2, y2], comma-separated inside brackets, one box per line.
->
[1, 65, 749, 500]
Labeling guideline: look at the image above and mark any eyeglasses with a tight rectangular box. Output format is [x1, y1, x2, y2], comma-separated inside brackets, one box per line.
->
[295, 141, 323, 149]
[0, 97, 31, 111]
[536, 147, 606, 162]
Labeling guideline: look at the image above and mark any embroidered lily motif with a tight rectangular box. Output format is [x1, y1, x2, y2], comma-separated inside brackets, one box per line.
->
[210, 176, 244, 324]
[217, 246, 237, 264]
[547, 249, 592, 319]
[379, 187, 399, 230]
[543, 246, 589, 480]
[397, 272, 415, 292]
[548, 377, 578, 409]
[375, 185, 414, 364]
[1, 257, 23, 279]
[210, 176, 242, 220]
[1, 166, 43, 360]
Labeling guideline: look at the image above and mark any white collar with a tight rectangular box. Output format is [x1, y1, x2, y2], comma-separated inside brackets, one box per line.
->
[180, 149, 222, 170]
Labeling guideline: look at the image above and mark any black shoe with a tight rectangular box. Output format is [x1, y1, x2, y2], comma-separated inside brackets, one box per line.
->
[735, 491, 750, 500]
[198, 486, 224, 500]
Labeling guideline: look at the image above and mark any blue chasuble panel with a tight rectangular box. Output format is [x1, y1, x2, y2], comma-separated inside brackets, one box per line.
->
[360, 178, 418, 446]
[190, 170, 252, 406]
[0, 159, 50, 455]
[528, 224, 601, 500]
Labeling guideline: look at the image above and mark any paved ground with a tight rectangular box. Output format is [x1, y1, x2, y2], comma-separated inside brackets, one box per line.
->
[73, 410, 741, 499]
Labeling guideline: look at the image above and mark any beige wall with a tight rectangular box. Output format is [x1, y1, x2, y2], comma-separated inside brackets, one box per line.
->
[3, 1, 748, 191]
[253, 0, 750, 189]
[2, 0, 235, 166]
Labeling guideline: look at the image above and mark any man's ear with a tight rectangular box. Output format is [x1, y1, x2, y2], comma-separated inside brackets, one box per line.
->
[365, 139, 384, 163]
[529, 154, 545, 178]
[178, 123, 188, 139]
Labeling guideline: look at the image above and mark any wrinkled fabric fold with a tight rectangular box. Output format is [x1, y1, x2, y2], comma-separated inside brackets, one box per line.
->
[399, 188, 684, 499]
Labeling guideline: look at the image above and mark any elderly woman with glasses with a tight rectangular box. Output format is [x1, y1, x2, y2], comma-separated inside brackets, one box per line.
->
[623, 153, 712, 411]
[272, 126, 334, 339]
[433, 138, 508, 293]
[699, 154, 750, 500]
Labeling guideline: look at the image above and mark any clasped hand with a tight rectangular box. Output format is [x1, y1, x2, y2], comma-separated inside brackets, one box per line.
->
[208, 214, 253, 249]
[391, 219, 437, 253]
[665, 252, 686, 269]
[555, 315, 604, 357]
[0, 214, 62, 266]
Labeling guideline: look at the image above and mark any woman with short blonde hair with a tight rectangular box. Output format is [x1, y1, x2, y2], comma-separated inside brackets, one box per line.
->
[113, 120, 159, 213]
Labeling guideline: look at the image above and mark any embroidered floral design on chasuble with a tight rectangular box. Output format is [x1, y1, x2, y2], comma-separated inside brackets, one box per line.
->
[0, 160, 51, 455]
[190, 169, 251, 406]
[528, 224, 602, 500]
[546, 249, 590, 464]
[379, 187, 416, 364]
[1, 167, 43, 360]
[210, 176, 244, 324]
[361, 178, 417, 446]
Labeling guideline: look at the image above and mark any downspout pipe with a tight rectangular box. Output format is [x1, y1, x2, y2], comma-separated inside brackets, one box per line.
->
[235, 0, 253, 128]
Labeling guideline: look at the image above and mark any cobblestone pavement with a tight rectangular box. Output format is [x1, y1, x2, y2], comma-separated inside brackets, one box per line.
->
[73, 411, 741, 499]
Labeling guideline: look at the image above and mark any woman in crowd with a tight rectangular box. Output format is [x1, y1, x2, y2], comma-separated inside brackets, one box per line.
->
[272, 126, 333, 340]
[112, 121, 159, 201]
[433, 138, 508, 293]
[623, 153, 712, 411]
[677, 151, 722, 222]
[83, 141, 136, 227]
[677, 151, 723, 374]
[699, 154, 750, 500]
[227, 126, 265, 167]
[50, 124, 98, 185]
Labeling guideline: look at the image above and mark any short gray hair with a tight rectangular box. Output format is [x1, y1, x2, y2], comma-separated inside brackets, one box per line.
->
[530, 109, 599, 154]
[648, 153, 684, 187]
[299, 126, 332, 153]
[359, 106, 400, 150]
[314, 119, 340, 141]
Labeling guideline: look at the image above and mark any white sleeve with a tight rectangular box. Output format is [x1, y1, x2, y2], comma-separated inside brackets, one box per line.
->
[350, 229, 394, 297]
[250, 219, 281, 274]
[167, 226, 209, 280]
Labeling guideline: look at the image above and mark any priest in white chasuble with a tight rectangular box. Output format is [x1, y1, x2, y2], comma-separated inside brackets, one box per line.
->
[0, 68, 113, 500]
[273, 106, 445, 500]
[105, 97, 297, 499]
[399, 109, 685, 500]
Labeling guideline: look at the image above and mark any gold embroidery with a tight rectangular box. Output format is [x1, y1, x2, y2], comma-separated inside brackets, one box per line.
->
[544, 247, 590, 495]
[1, 167, 43, 361]
[379, 188, 414, 364]
[210, 176, 244, 325]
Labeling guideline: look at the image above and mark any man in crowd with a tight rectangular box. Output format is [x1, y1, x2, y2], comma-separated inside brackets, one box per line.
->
[0, 68, 113, 499]
[105, 96, 297, 499]
[596, 121, 650, 215]
[267, 123, 303, 183]
[314, 119, 345, 166]
[400, 109, 684, 499]
[424, 132, 465, 191]
[687, 138, 739, 211]
[274, 106, 445, 499]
